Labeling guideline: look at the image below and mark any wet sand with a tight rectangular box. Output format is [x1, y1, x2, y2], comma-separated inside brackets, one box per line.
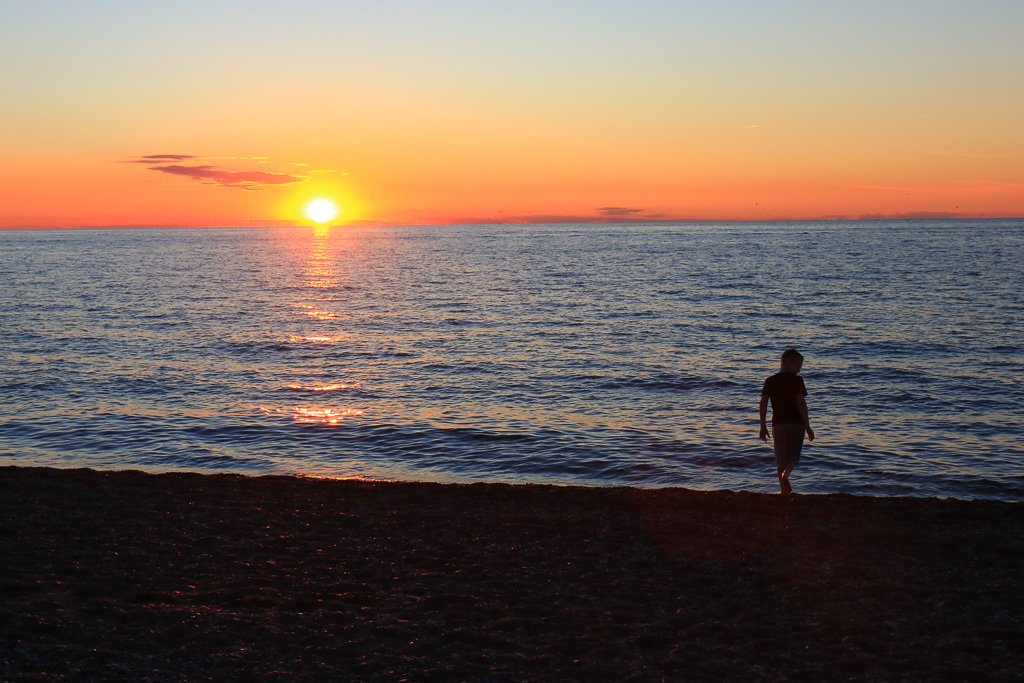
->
[1, 466, 1022, 682]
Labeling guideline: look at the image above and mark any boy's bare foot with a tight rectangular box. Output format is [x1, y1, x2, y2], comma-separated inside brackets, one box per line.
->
[780, 477, 792, 495]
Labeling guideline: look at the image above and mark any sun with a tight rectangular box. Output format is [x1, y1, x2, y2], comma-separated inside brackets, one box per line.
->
[305, 198, 339, 224]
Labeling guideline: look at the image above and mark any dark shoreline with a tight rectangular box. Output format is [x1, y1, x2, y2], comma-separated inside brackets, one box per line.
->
[2, 466, 1022, 682]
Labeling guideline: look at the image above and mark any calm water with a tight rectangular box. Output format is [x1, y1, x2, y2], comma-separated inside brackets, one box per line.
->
[1, 221, 1021, 499]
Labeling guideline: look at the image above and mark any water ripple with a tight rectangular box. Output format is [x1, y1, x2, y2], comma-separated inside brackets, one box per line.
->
[1, 221, 1022, 499]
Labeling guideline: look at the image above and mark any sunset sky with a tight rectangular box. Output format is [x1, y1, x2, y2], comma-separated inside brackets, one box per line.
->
[2, 0, 1022, 228]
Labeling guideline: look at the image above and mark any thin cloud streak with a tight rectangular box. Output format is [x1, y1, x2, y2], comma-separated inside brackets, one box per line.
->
[596, 207, 647, 217]
[858, 211, 961, 220]
[149, 164, 305, 189]
[126, 154, 310, 189]
[123, 154, 198, 164]
[421, 211, 671, 225]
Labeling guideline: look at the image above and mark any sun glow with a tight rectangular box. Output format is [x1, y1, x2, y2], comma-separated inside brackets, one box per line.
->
[305, 198, 338, 223]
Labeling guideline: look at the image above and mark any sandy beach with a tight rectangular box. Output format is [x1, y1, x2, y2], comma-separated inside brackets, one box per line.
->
[1, 466, 1022, 682]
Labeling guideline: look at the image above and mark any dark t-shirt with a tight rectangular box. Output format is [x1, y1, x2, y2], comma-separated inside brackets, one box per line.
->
[761, 372, 808, 424]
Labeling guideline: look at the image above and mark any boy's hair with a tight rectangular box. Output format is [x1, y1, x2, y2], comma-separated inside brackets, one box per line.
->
[781, 348, 804, 365]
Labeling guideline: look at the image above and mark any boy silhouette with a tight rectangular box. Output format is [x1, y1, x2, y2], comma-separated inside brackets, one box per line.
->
[759, 348, 814, 494]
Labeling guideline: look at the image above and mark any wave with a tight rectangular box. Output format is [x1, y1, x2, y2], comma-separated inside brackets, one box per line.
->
[283, 383, 360, 393]
[588, 374, 737, 392]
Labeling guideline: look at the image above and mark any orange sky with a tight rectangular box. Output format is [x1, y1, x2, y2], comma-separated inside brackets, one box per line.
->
[1, 2, 1022, 228]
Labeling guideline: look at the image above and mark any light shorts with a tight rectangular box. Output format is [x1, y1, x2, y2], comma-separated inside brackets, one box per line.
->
[772, 422, 805, 473]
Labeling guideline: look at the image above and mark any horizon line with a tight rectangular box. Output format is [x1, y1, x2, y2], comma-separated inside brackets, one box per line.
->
[3, 215, 1022, 231]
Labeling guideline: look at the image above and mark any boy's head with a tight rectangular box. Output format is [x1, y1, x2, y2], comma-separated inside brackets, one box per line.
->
[780, 348, 804, 373]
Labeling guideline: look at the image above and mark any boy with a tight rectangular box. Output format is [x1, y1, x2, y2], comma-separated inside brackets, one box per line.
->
[759, 348, 814, 495]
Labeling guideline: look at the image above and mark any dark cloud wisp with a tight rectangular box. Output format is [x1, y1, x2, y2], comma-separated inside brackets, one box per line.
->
[150, 164, 305, 189]
[596, 207, 647, 217]
[124, 154, 198, 164]
[858, 211, 960, 220]
[127, 154, 308, 189]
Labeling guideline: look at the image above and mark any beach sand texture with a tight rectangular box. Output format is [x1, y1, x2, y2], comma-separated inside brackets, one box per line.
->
[2, 467, 1022, 681]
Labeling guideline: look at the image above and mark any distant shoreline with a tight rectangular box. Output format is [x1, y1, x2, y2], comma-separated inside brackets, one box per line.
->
[3, 465, 1021, 681]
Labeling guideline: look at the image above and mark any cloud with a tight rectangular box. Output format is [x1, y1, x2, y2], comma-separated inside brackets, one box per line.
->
[858, 211, 961, 220]
[127, 154, 309, 189]
[123, 154, 198, 164]
[596, 206, 647, 217]
[149, 164, 306, 189]
[420, 210, 671, 225]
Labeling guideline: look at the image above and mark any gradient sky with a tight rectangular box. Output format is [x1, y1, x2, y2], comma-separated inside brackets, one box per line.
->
[2, 0, 1022, 227]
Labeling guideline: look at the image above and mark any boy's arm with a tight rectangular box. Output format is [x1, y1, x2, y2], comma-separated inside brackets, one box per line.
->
[796, 394, 815, 441]
[758, 394, 769, 441]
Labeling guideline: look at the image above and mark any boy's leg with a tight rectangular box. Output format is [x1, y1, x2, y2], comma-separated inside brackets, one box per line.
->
[773, 424, 804, 494]
[772, 425, 789, 493]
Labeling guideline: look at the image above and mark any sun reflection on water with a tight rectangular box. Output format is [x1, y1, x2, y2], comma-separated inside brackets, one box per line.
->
[258, 228, 369, 427]
[259, 404, 364, 424]
[294, 304, 337, 321]
[291, 226, 346, 319]
[285, 333, 349, 344]
[285, 383, 352, 392]
[294, 407, 364, 424]
[303, 227, 341, 290]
